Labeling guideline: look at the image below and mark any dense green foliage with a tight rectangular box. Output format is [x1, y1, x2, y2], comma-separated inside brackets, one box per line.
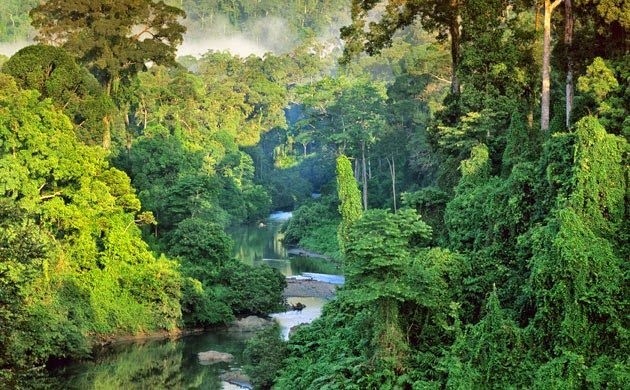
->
[336, 154, 363, 255]
[30, 0, 186, 93]
[0, 1, 314, 378]
[0, 75, 182, 373]
[0, 0, 627, 387]
[243, 324, 288, 389]
[279, 116, 628, 388]
[281, 196, 341, 260]
[2, 45, 114, 146]
[275, 1, 629, 388]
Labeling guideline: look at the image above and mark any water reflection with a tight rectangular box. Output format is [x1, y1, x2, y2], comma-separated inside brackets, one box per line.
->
[229, 218, 288, 268]
[229, 213, 340, 276]
[41, 332, 253, 389]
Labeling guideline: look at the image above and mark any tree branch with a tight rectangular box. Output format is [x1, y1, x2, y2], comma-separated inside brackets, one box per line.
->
[133, 26, 154, 40]
[40, 192, 61, 200]
[426, 73, 452, 84]
[551, 0, 564, 11]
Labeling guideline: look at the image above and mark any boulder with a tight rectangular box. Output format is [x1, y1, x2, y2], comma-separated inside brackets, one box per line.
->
[197, 350, 234, 364]
[220, 369, 252, 389]
[290, 302, 306, 311]
[228, 315, 273, 332]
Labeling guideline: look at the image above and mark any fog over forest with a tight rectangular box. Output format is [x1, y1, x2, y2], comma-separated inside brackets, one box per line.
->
[0, 41, 31, 56]
[0, 12, 344, 59]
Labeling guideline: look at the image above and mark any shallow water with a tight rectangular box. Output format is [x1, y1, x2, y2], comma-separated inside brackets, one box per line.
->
[34, 331, 253, 389]
[229, 212, 341, 276]
[272, 297, 327, 340]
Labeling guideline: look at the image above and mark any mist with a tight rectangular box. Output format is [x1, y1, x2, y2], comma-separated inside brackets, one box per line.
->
[0, 41, 31, 57]
[178, 37, 271, 58]
[178, 14, 300, 58]
[0, 11, 350, 62]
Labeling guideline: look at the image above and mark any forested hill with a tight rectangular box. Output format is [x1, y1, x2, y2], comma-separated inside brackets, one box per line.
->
[1, 0, 628, 388]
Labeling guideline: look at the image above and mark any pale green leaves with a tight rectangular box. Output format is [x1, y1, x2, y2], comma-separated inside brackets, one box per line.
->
[577, 57, 619, 104]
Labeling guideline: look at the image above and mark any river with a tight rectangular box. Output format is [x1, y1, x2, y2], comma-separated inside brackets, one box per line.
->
[229, 211, 341, 276]
[34, 212, 341, 389]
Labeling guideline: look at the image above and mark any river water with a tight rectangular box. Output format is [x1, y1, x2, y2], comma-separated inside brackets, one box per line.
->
[229, 211, 341, 276]
[36, 212, 341, 389]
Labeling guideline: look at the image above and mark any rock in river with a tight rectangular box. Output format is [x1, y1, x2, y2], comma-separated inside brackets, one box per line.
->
[228, 315, 274, 332]
[198, 350, 234, 364]
[220, 369, 252, 389]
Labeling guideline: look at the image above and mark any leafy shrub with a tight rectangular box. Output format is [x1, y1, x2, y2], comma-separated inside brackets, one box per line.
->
[180, 278, 233, 327]
[217, 259, 287, 316]
[243, 324, 288, 389]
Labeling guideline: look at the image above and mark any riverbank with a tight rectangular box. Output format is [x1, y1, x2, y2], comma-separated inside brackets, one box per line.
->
[286, 248, 330, 259]
[81, 275, 340, 351]
[283, 277, 338, 299]
[91, 328, 205, 349]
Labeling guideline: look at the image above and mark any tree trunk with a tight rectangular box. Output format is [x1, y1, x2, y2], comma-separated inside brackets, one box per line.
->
[564, 0, 574, 129]
[541, 0, 564, 132]
[376, 299, 407, 374]
[102, 115, 111, 150]
[449, 0, 461, 95]
[361, 141, 368, 211]
[387, 157, 397, 212]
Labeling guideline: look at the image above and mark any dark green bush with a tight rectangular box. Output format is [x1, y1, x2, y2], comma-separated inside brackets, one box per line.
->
[243, 324, 288, 389]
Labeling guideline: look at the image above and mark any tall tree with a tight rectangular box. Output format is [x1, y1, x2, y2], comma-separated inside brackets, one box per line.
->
[541, 0, 564, 132]
[2, 45, 114, 147]
[336, 154, 362, 255]
[331, 79, 389, 210]
[341, 0, 462, 95]
[564, 0, 574, 129]
[344, 209, 433, 377]
[30, 0, 186, 95]
[30, 0, 186, 149]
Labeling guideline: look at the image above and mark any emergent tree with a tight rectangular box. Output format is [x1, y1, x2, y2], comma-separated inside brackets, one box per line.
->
[30, 0, 186, 95]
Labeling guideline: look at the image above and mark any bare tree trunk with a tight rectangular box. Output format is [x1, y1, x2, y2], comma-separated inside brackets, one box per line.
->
[541, 0, 564, 132]
[564, 0, 574, 129]
[361, 141, 368, 211]
[449, 0, 461, 95]
[387, 157, 397, 212]
[141, 96, 148, 130]
[102, 115, 111, 150]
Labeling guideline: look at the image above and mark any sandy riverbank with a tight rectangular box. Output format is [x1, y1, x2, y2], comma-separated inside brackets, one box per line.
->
[283, 277, 338, 299]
